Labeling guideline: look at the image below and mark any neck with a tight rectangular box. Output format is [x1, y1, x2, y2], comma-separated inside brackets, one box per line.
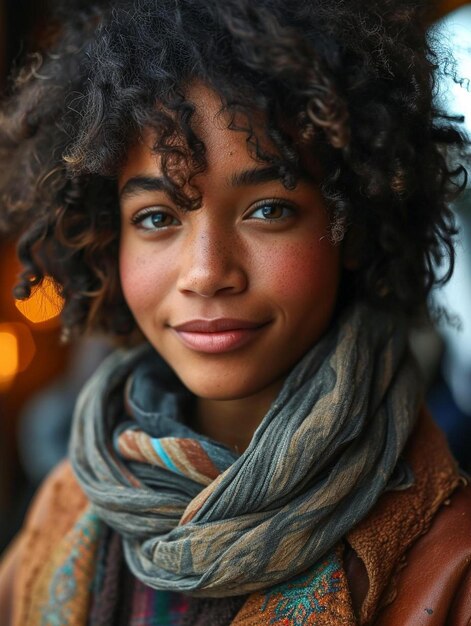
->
[193, 380, 284, 454]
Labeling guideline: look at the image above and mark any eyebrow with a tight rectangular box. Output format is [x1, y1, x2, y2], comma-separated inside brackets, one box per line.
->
[119, 165, 291, 200]
[120, 175, 166, 199]
[229, 165, 284, 187]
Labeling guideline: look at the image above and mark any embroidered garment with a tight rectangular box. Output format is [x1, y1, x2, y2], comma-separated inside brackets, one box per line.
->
[231, 547, 356, 626]
[70, 303, 421, 597]
[25, 506, 103, 625]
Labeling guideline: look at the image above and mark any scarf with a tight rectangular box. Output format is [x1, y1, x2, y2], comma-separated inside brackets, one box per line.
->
[70, 303, 421, 598]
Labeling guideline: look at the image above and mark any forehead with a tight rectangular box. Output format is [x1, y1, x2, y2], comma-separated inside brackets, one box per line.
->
[118, 83, 278, 190]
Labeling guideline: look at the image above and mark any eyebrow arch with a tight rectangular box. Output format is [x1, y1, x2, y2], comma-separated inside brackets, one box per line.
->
[119, 175, 166, 199]
[230, 166, 284, 187]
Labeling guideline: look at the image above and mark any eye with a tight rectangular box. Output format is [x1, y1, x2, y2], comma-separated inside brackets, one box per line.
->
[131, 209, 180, 231]
[247, 199, 296, 221]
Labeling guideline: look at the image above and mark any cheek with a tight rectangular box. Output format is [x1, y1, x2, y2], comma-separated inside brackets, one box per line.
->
[257, 238, 341, 306]
[119, 243, 161, 317]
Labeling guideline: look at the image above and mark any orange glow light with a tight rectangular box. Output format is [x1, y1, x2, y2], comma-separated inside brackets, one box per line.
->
[0, 328, 19, 390]
[0, 323, 36, 390]
[15, 276, 64, 325]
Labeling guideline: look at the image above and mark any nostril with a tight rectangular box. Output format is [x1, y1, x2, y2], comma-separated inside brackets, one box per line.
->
[176, 232, 248, 297]
[177, 264, 248, 298]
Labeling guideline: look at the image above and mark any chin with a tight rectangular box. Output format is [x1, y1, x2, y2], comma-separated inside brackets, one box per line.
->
[178, 373, 268, 402]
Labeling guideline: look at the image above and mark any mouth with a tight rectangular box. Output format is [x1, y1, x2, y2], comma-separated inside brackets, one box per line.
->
[171, 318, 271, 354]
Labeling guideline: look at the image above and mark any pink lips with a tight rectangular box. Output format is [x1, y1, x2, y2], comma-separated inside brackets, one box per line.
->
[171, 318, 269, 354]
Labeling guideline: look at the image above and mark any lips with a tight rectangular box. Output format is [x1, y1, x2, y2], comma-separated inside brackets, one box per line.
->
[171, 318, 270, 353]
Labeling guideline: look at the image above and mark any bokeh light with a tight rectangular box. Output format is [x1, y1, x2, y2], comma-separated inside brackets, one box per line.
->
[0, 322, 37, 390]
[0, 328, 18, 389]
[15, 276, 64, 325]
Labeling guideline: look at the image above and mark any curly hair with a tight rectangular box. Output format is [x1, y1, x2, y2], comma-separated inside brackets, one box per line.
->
[0, 0, 467, 340]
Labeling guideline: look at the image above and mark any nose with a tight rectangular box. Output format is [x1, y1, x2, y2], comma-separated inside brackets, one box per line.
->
[176, 223, 247, 298]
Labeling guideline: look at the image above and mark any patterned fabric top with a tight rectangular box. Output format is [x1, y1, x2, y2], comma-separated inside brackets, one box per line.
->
[127, 581, 246, 626]
[128, 584, 188, 626]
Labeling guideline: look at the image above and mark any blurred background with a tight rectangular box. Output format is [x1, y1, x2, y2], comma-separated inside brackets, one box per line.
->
[0, 0, 112, 554]
[0, 0, 470, 555]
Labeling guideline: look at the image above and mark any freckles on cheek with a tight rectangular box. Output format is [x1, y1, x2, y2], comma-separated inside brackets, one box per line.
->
[119, 252, 156, 313]
[263, 240, 340, 300]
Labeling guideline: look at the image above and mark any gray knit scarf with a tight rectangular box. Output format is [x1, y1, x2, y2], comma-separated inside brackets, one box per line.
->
[70, 303, 421, 597]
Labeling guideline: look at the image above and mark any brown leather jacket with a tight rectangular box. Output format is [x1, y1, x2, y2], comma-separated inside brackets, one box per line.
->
[345, 483, 471, 625]
[1, 413, 470, 625]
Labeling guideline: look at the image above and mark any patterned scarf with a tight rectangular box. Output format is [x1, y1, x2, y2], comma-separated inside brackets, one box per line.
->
[70, 303, 421, 598]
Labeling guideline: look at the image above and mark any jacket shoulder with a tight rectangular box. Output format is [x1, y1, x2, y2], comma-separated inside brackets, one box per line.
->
[376, 481, 471, 626]
[22, 459, 88, 532]
[3, 460, 89, 626]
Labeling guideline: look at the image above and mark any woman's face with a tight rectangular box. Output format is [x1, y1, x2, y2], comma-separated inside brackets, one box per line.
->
[119, 84, 341, 401]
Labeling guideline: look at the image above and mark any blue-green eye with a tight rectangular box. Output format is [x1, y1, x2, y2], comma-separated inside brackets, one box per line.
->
[132, 210, 179, 230]
[248, 201, 295, 221]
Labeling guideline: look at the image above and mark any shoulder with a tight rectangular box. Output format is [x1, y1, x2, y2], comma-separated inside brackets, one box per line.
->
[0, 460, 89, 626]
[22, 459, 88, 532]
[347, 411, 471, 625]
[423, 480, 471, 555]
[376, 480, 471, 626]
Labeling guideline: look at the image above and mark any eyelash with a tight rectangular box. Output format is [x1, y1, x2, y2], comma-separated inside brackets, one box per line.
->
[130, 198, 296, 232]
[130, 208, 179, 230]
[246, 199, 296, 222]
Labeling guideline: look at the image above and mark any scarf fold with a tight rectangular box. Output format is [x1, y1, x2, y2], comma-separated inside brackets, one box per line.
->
[70, 303, 422, 597]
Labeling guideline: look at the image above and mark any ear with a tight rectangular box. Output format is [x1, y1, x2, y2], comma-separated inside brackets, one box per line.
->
[342, 224, 363, 271]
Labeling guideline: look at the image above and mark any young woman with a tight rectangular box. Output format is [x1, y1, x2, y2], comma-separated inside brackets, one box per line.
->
[0, 1, 470, 624]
